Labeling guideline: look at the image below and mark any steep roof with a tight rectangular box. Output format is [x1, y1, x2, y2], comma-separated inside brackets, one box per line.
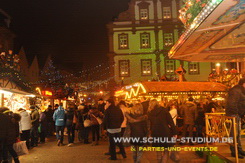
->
[18, 47, 29, 69]
[141, 81, 228, 92]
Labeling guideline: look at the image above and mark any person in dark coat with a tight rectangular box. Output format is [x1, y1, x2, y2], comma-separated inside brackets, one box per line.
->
[88, 107, 103, 146]
[196, 103, 205, 138]
[65, 104, 76, 146]
[148, 100, 177, 163]
[0, 110, 12, 162]
[180, 97, 197, 144]
[39, 110, 48, 143]
[0, 107, 21, 163]
[104, 99, 126, 160]
[205, 101, 217, 113]
[140, 97, 149, 115]
[226, 78, 245, 158]
[30, 105, 40, 147]
[45, 105, 54, 136]
[80, 104, 91, 144]
[97, 99, 105, 113]
[125, 103, 148, 163]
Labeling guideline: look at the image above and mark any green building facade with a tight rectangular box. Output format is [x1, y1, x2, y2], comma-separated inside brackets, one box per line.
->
[107, 0, 214, 85]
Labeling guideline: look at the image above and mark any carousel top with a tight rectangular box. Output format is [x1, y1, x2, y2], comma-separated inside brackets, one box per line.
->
[168, 0, 245, 62]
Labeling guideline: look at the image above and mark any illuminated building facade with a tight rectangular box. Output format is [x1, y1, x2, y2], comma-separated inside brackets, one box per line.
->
[107, 0, 215, 85]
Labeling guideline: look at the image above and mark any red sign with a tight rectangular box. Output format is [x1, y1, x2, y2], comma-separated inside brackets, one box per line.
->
[42, 91, 53, 96]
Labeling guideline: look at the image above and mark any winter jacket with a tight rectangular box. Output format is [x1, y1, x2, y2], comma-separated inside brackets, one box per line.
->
[169, 108, 178, 126]
[3, 111, 20, 145]
[226, 85, 245, 117]
[0, 113, 11, 143]
[65, 108, 75, 126]
[141, 101, 149, 115]
[104, 105, 124, 130]
[98, 103, 105, 113]
[88, 108, 103, 126]
[30, 109, 40, 127]
[196, 107, 205, 126]
[39, 112, 48, 132]
[45, 109, 54, 123]
[181, 101, 198, 125]
[126, 113, 148, 146]
[53, 106, 65, 126]
[120, 106, 129, 128]
[148, 106, 177, 147]
[19, 110, 32, 131]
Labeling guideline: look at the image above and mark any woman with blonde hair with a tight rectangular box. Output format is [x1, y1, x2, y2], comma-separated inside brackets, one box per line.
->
[125, 103, 148, 163]
[148, 99, 177, 163]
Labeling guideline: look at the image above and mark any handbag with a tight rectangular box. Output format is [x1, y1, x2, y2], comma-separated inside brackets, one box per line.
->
[13, 141, 29, 156]
[91, 114, 103, 125]
[84, 119, 92, 127]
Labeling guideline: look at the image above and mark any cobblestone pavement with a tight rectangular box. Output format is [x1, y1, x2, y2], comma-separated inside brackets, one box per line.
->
[19, 136, 206, 163]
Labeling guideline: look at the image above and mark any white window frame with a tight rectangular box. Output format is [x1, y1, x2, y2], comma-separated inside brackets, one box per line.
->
[164, 33, 173, 46]
[163, 7, 171, 19]
[119, 34, 129, 49]
[140, 9, 149, 20]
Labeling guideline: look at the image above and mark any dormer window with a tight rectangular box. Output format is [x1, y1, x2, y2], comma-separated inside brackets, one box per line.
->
[138, 1, 150, 21]
[140, 9, 148, 20]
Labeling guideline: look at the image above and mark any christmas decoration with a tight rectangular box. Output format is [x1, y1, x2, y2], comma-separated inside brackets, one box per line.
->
[0, 51, 32, 92]
[208, 69, 242, 88]
[179, 0, 208, 27]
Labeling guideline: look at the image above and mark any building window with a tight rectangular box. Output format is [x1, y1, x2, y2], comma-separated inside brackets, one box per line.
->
[165, 60, 175, 75]
[141, 59, 152, 76]
[163, 7, 171, 19]
[118, 34, 129, 49]
[189, 62, 200, 75]
[140, 33, 150, 48]
[140, 9, 149, 20]
[164, 33, 173, 46]
[119, 60, 130, 77]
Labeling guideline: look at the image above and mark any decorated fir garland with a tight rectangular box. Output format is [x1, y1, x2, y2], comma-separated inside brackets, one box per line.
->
[179, 0, 208, 27]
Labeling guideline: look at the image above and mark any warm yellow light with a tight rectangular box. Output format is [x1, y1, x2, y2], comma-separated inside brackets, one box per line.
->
[216, 63, 221, 67]
[36, 87, 42, 95]
[0, 90, 13, 95]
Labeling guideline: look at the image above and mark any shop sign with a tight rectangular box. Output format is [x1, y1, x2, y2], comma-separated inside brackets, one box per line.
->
[42, 91, 53, 96]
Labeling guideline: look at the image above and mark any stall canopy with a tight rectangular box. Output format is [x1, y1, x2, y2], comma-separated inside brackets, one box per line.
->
[115, 81, 228, 99]
[142, 81, 228, 92]
[0, 88, 34, 96]
[168, 0, 245, 62]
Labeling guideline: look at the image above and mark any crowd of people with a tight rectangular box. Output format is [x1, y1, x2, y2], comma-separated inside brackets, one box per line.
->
[0, 77, 244, 163]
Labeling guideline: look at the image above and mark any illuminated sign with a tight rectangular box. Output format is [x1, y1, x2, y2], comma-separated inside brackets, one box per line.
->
[42, 91, 53, 96]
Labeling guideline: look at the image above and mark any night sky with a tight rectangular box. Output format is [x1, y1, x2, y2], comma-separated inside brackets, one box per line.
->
[0, 0, 130, 71]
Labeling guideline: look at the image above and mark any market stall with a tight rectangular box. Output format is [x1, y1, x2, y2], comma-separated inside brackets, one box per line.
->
[115, 81, 228, 103]
[0, 79, 35, 112]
